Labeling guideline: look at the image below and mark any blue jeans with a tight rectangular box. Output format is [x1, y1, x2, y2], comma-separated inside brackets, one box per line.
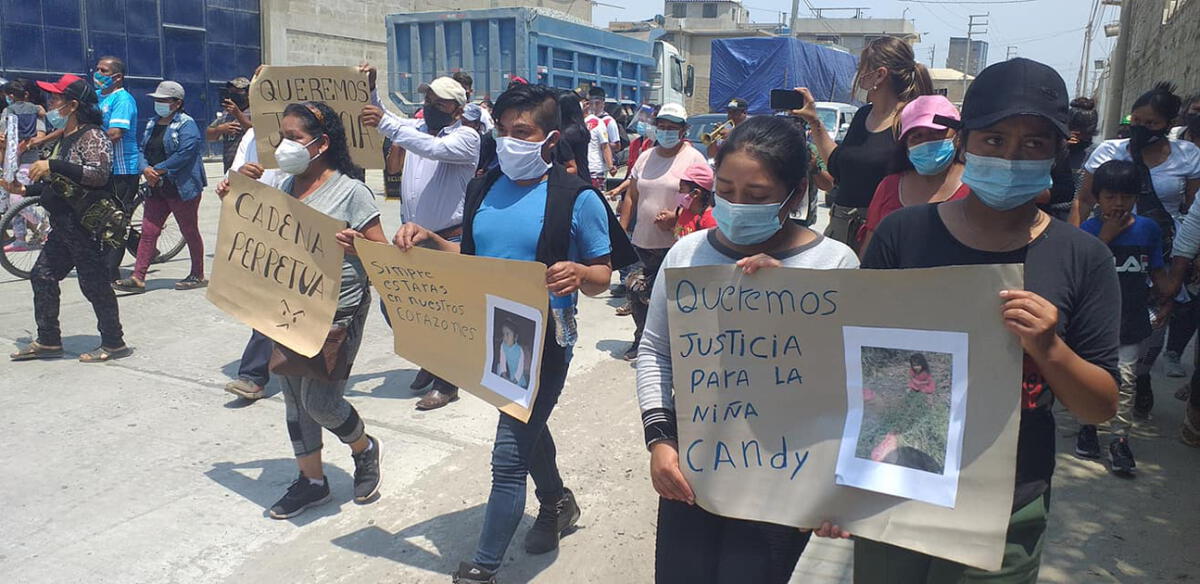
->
[472, 340, 573, 571]
[237, 330, 272, 387]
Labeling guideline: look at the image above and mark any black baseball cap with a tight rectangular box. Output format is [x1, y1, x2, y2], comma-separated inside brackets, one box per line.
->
[727, 97, 748, 111]
[961, 58, 1068, 137]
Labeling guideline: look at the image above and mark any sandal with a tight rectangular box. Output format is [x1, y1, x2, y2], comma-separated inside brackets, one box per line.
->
[10, 341, 64, 361]
[112, 278, 146, 294]
[79, 345, 133, 363]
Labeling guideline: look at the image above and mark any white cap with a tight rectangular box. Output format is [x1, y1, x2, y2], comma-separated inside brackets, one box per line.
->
[657, 102, 688, 124]
[418, 77, 468, 106]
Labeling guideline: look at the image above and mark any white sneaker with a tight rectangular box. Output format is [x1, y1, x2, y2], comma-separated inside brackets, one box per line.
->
[1165, 351, 1186, 378]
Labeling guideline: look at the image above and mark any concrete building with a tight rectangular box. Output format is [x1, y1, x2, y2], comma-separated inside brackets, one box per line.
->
[947, 37, 988, 77]
[790, 15, 918, 55]
[1103, 0, 1200, 136]
[262, 0, 591, 101]
[929, 68, 973, 105]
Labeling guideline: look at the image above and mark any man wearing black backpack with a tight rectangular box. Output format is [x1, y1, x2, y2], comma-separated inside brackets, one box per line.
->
[384, 83, 635, 584]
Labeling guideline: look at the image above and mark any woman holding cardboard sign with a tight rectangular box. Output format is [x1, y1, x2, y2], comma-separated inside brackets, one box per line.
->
[253, 100, 389, 520]
[818, 59, 1120, 582]
[635, 115, 859, 584]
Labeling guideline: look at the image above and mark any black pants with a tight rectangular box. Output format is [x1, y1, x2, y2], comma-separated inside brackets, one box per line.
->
[32, 218, 124, 347]
[631, 246, 669, 347]
[105, 174, 141, 281]
[655, 498, 810, 584]
[237, 330, 273, 387]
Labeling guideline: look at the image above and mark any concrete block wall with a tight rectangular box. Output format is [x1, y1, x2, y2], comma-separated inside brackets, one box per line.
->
[1120, 0, 1200, 112]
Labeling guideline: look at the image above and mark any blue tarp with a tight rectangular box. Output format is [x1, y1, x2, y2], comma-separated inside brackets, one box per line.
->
[709, 37, 859, 114]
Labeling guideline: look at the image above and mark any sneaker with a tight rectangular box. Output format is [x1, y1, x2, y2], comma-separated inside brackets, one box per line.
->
[524, 487, 581, 554]
[1164, 351, 1186, 377]
[1108, 437, 1136, 475]
[269, 474, 331, 519]
[451, 562, 497, 584]
[1133, 374, 1154, 419]
[352, 435, 382, 503]
[1075, 425, 1101, 459]
[175, 275, 208, 290]
[224, 378, 265, 400]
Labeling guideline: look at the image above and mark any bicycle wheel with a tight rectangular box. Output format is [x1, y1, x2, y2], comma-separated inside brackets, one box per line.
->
[0, 196, 50, 280]
[126, 185, 187, 265]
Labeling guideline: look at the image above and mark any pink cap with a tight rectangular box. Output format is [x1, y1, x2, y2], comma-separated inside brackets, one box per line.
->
[676, 163, 714, 192]
[899, 95, 961, 138]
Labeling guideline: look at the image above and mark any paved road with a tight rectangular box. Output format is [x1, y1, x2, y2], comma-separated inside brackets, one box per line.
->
[1, 165, 1195, 583]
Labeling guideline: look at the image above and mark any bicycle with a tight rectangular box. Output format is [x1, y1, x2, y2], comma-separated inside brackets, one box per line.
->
[0, 183, 185, 280]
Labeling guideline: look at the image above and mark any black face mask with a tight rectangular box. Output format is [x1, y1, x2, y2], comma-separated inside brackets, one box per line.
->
[1130, 124, 1170, 149]
[1186, 112, 1200, 136]
[424, 106, 454, 135]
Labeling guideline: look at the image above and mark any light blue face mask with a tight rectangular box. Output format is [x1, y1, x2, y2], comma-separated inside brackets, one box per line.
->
[4, 96, 12, 106]
[961, 152, 1054, 211]
[712, 189, 795, 246]
[46, 106, 68, 130]
[908, 139, 956, 176]
[657, 130, 682, 149]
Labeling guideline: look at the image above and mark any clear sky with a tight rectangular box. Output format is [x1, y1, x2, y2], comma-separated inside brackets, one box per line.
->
[592, 0, 1115, 99]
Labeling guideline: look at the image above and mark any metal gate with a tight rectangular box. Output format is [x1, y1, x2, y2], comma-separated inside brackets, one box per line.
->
[0, 0, 261, 152]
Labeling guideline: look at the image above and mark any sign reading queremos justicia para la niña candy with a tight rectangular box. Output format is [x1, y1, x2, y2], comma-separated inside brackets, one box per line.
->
[663, 263, 1024, 571]
[207, 172, 345, 357]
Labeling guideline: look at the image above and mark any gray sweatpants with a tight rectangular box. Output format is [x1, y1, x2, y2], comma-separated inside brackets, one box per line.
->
[281, 297, 369, 457]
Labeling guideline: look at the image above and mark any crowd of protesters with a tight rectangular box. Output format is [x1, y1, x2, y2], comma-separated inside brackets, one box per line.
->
[5, 32, 1200, 584]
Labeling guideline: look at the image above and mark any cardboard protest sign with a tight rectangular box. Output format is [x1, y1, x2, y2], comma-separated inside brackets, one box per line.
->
[663, 264, 1024, 571]
[207, 172, 345, 357]
[250, 66, 382, 170]
[355, 240, 550, 422]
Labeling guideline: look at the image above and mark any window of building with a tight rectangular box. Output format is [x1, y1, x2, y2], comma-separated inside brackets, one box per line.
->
[1164, 0, 1191, 23]
[703, 3, 718, 18]
[816, 35, 841, 45]
[671, 3, 687, 18]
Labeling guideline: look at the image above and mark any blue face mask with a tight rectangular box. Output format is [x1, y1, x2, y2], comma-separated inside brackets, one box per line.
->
[93, 71, 114, 91]
[657, 130, 682, 149]
[46, 106, 68, 130]
[962, 152, 1054, 211]
[4, 96, 12, 106]
[712, 189, 794, 246]
[908, 139, 956, 176]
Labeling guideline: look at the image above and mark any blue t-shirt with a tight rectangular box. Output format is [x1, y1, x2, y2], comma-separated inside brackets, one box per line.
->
[473, 176, 611, 263]
[99, 88, 141, 175]
[1082, 215, 1164, 344]
[472, 176, 612, 308]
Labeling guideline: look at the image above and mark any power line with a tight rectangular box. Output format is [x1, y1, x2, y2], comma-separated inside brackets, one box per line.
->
[899, 0, 1038, 4]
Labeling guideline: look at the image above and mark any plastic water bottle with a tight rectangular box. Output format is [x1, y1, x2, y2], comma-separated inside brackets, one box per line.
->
[550, 292, 578, 348]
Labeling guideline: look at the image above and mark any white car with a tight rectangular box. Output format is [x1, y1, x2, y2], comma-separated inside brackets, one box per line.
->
[815, 102, 858, 144]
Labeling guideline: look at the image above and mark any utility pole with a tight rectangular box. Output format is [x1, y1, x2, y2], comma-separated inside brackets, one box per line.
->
[1102, 0, 1130, 138]
[964, 14, 989, 97]
[1078, 0, 1100, 97]
[1006, 45, 1017, 60]
[929, 46, 937, 67]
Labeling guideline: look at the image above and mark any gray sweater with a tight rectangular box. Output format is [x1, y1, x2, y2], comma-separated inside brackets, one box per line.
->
[634, 228, 860, 447]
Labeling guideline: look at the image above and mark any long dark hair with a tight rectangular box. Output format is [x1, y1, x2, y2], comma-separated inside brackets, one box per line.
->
[74, 99, 104, 127]
[909, 353, 929, 373]
[555, 89, 590, 173]
[1069, 97, 1098, 138]
[282, 101, 361, 178]
[1131, 81, 1182, 125]
[715, 116, 809, 195]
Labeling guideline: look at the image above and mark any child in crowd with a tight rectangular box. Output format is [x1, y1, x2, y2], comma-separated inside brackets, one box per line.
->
[671, 163, 717, 239]
[1076, 159, 1171, 475]
[907, 353, 936, 394]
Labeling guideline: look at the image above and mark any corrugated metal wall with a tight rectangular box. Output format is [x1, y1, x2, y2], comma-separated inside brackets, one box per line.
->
[1, 0, 261, 151]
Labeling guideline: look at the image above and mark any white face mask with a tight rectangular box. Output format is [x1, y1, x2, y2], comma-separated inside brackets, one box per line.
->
[496, 131, 557, 181]
[275, 137, 320, 175]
